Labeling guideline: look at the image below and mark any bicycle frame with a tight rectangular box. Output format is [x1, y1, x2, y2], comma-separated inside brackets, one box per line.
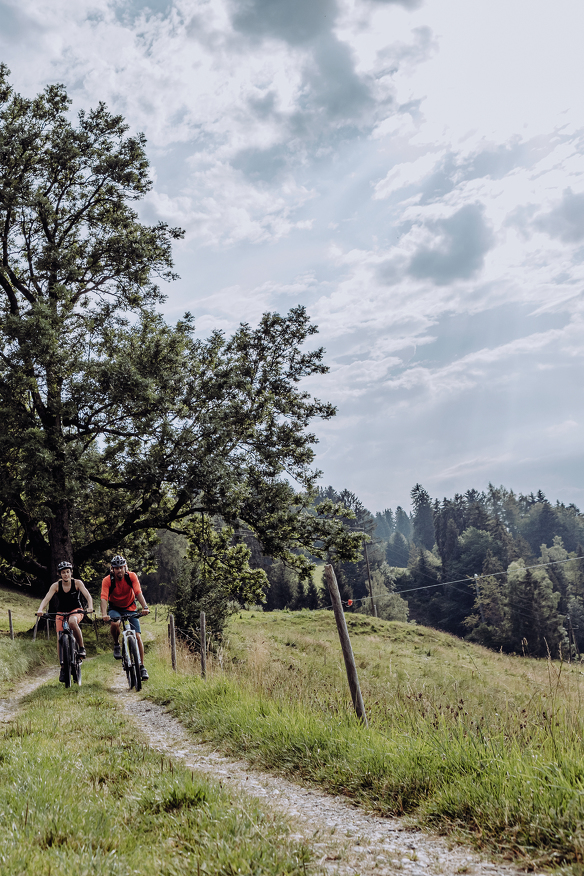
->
[41, 610, 88, 688]
[110, 611, 143, 691]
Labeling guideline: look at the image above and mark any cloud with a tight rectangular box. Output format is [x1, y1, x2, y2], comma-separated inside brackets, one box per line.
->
[230, 0, 338, 45]
[367, 0, 423, 8]
[535, 188, 584, 243]
[300, 35, 372, 122]
[0, 1, 41, 39]
[407, 203, 494, 285]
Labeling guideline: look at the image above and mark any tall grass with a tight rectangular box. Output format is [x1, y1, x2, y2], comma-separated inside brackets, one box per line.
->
[145, 610, 584, 869]
[0, 658, 312, 875]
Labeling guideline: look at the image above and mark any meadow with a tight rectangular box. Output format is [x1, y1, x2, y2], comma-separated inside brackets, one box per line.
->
[146, 608, 584, 872]
[3, 587, 584, 871]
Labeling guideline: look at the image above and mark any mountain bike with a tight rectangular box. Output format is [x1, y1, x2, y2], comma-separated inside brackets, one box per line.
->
[105, 610, 144, 691]
[41, 609, 90, 688]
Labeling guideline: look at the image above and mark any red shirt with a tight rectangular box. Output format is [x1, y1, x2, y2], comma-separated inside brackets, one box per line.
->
[101, 571, 142, 610]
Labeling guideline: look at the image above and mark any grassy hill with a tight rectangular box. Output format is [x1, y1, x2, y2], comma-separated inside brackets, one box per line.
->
[146, 608, 584, 870]
[1, 584, 583, 870]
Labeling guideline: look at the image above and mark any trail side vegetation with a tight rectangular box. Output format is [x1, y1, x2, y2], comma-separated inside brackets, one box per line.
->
[0, 657, 311, 876]
[147, 608, 584, 871]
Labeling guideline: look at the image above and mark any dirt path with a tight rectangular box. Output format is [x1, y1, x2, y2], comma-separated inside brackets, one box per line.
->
[0, 665, 56, 723]
[109, 671, 542, 876]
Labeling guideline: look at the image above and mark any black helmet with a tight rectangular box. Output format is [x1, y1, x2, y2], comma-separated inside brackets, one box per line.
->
[110, 555, 126, 568]
[57, 561, 73, 572]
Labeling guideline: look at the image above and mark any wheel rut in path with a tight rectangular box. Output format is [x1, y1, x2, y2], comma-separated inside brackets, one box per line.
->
[0, 666, 56, 723]
[110, 673, 542, 876]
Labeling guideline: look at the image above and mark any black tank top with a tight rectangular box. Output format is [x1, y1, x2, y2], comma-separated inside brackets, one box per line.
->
[58, 579, 82, 612]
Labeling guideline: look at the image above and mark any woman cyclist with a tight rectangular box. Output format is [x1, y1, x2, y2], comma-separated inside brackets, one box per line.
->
[36, 561, 94, 682]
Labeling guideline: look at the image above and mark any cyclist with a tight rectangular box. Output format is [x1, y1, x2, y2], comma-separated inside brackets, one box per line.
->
[101, 555, 150, 680]
[36, 561, 94, 682]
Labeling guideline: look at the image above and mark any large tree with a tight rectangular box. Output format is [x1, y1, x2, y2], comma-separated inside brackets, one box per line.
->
[0, 69, 360, 591]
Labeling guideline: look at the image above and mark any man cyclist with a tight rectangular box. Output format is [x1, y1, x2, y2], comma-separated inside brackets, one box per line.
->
[101, 555, 150, 680]
[36, 561, 94, 683]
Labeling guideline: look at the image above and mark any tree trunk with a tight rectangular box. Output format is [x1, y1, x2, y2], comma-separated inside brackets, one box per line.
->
[48, 497, 73, 583]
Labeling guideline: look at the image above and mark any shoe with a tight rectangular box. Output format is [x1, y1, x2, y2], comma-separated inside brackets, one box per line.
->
[59, 667, 67, 683]
[78, 648, 86, 659]
[113, 644, 121, 659]
[140, 666, 149, 680]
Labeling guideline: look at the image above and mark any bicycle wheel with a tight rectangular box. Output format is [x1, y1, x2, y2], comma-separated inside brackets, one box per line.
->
[123, 639, 136, 689]
[72, 650, 82, 687]
[61, 635, 72, 688]
[129, 636, 142, 692]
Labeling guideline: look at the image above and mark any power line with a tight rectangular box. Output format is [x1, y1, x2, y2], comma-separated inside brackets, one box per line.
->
[321, 554, 584, 614]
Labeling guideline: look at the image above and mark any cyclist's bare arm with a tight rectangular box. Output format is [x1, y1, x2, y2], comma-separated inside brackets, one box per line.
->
[137, 592, 149, 613]
[37, 581, 59, 616]
[76, 580, 94, 613]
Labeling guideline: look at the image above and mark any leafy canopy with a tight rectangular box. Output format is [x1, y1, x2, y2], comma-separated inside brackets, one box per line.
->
[0, 68, 360, 589]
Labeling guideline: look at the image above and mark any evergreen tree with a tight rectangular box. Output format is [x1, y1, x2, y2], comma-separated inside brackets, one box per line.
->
[264, 561, 297, 610]
[395, 506, 413, 541]
[410, 484, 435, 549]
[386, 531, 409, 568]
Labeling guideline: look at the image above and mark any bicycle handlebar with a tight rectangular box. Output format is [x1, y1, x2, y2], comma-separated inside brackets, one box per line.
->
[102, 610, 148, 622]
[38, 609, 93, 619]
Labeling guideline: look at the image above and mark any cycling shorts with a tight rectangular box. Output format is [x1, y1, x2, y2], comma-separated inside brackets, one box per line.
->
[108, 608, 141, 634]
[56, 610, 84, 634]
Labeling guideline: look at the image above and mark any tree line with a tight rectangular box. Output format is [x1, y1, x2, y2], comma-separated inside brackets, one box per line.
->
[307, 483, 584, 659]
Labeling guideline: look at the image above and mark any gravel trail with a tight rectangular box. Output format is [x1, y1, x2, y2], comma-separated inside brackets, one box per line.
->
[110, 670, 542, 876]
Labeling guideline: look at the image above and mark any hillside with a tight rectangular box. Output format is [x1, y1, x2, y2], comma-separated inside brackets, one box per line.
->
[147, 608, 584, 869]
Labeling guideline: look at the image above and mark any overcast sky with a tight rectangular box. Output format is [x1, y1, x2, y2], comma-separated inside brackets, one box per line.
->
[2, 0, 583, 512]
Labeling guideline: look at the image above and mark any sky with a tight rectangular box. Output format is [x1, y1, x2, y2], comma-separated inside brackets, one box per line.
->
[1, 0, 583, 513]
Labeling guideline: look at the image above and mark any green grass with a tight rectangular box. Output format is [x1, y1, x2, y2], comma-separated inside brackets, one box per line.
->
[144, 609, 584, 870]
[0, 657, 312, 876]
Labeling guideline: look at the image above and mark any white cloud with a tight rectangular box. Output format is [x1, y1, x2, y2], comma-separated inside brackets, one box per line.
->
[3, 0, 584, 509]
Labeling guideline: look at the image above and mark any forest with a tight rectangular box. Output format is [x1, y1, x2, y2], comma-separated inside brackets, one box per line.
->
[190, 482, 583, 660]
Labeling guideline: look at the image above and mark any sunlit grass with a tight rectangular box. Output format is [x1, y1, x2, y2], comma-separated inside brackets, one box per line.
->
[0, 657, 312, 875]
[145, 609, 584, 870]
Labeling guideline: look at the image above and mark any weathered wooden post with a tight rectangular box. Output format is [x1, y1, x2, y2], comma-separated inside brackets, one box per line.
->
[32, 616, 39, 642]
[8, 610, 14, 641]
[200, 611, 206, 679]
[363, 543, 377, 618]
[169, 613, 177, 671]
[155, 605, 158, 623]
[324, 564, 368, 725]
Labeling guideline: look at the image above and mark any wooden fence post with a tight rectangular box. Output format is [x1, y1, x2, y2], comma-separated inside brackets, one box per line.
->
[200, 611, 206, 679]
[169, 613, 177, 671]
[32, 616, 39, 642]
[8, 610, 14, 641]
[155, 605, 158, 623]
[324, 564, 368, 725]
[363, 543, 377, 618]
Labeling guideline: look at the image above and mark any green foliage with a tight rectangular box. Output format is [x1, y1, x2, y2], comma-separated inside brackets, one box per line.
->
[0, 69, 362, 591]
[368, 562, 409, 621]
[174, 514, 268, 645]
[410, 483, 435, 550]
[140, 529, 188, 604]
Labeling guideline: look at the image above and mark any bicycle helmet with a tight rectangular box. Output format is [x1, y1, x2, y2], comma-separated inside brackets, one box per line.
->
[110, 555, 127, 568]
[57, 561, 73, 572]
